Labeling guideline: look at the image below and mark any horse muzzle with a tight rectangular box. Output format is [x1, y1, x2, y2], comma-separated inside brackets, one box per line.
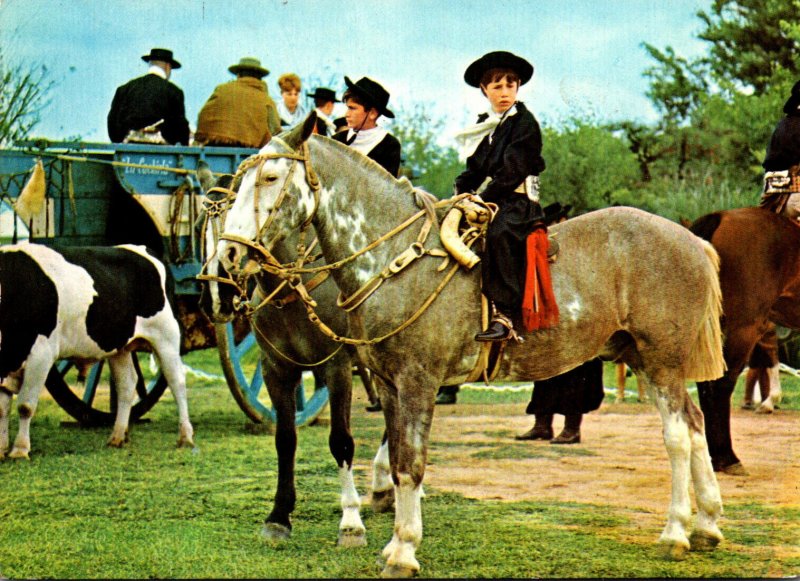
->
[219, 240, 262, 277]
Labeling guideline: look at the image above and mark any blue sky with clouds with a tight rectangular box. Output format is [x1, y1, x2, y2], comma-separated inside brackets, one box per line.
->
[1, 0, 709, 143]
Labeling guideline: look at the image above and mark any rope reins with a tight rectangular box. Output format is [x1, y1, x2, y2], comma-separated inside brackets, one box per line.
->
[215, 138, 481, 347]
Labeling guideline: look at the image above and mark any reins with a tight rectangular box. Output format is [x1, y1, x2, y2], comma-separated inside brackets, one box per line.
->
[216, 137, 481, 347]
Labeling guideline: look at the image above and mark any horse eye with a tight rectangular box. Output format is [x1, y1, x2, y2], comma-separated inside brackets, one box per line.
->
[261, 174, 279, 185]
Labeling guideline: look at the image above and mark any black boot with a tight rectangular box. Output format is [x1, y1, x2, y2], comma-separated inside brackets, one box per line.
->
[551, 414, 582, 444]
[515, 414, 554, 440]
[475, 312, 514, 342]
[435, 385, 459, 405]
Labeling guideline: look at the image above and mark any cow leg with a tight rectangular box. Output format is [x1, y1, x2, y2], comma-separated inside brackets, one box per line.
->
[107, 352, 137, 447]
[262, 364, 299, 542]
[151, 325, 194, 448]
[380, 373, 436, 578]
[325, 359, 366, 547]
[0, 387, 11, 458]
[9, 349, 53, 459]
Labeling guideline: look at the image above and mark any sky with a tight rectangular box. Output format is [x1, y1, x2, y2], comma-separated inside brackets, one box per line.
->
[0, 0, 710, 144]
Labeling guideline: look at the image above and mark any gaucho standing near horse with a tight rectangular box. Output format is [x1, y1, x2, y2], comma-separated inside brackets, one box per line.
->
[760, 79, 800, 214]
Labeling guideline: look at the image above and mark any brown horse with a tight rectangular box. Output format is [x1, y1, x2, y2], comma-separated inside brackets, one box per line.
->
[218, 117, 726, 576]
[689, 206, 800, 474]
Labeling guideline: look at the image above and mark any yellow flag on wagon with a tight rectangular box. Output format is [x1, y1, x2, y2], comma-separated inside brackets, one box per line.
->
[15, 158, 46, 223]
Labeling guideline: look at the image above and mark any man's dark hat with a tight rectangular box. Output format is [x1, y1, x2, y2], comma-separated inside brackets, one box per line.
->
[141, 48, 181, 69]
[464, 51, 533, 88]
[307, 87, 340, 102]
[343, 76, 395, 118]
[228, 57, 269, 78]
[783, 80, 800, 114]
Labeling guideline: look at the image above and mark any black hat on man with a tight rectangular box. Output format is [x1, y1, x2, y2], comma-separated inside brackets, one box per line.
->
[783, 80, 800, 115]
[142, 48, 181, 69]
[464, 51, 533, 88]
[307, 88, 340, 102]
[344, 76, 395, 118]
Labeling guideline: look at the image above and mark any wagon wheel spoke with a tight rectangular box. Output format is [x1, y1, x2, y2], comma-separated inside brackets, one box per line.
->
[82, 361, 104, 406]
[131, 354, 149, 400]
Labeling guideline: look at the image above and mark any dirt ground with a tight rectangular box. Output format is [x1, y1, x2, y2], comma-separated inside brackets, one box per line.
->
[388, 394, 800, 530]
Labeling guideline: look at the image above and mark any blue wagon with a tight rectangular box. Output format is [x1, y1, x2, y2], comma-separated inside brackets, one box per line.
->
[0, 140, 330, 427]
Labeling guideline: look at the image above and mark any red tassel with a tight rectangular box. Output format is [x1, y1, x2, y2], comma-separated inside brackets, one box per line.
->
[522, 228, 559, 332]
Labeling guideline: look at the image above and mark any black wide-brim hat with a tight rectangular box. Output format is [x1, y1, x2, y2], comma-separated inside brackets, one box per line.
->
[344, 76, 395, 118]
[307, 87, 340, 102]
[142, 48, 181, 69]
[783, 80, 800, 114]
[464, 51, 533, 88]
[543, 202, 572, 223]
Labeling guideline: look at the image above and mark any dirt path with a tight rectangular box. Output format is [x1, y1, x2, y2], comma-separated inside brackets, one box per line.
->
[422, 398, 799, 520]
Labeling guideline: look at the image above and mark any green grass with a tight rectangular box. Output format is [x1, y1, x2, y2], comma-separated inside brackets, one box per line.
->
[0, 357, 797, 578]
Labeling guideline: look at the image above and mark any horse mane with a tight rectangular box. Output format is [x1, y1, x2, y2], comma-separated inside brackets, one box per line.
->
[310, 135, 439, 224]
[689, 212, 723, 241]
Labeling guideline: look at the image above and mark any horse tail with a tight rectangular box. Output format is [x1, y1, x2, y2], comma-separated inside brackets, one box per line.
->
[685, 240, 726, 381]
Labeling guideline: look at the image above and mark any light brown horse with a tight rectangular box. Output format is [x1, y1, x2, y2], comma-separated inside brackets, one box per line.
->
[218, 117, 726, 577]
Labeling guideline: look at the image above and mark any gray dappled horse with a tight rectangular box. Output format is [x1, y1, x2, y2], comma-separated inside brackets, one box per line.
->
[199, 174, 395, 548]
[219, 116, 727, 577]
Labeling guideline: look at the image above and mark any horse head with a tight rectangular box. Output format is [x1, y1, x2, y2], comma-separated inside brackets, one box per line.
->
[198, 172, 241, 323]
[219, 113, 319, 278]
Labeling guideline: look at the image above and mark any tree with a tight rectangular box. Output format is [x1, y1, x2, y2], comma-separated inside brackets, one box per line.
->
[0, 49, 55, 145]
[697, 0, 800, 92]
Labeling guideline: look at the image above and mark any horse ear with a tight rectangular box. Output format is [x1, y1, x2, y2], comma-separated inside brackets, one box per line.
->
[282, 111, 318, 150]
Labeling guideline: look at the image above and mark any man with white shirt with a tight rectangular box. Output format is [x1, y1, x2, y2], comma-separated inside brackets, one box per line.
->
[332, 76, 401, 177]
[107, 48, 190, 145]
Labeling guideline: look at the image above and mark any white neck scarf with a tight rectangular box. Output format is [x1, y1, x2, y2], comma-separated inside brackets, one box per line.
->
[148, 65, 167, 79]
[277, 101, 307, 126]
[453, 104, 518, 161]
[315, 108, 337, 135]
[345, 126, 388, 155]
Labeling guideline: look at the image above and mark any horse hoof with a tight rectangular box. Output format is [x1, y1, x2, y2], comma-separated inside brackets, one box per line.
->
[689, 530, 721, 552]
[8, 448, 30, 460]
[658, 541, 689, 561]
[755, 405, 773, 414]
[740, 402, 754, 410]
[720, 462, 748, 476]
[106, 438, 126, 448]
[338, 529, 367, 548]
[371, 489, 395, 513]
[381, 564, 418, 578]
[177, 437, 195, 448]
[262, 522, 291, 542]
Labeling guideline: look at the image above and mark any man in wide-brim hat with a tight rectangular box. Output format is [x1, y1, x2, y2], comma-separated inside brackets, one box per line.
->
[307, 87, 340, 136]
[107, 47, 190, 144]
[332, 76, 401, 177]
[195, 56, 281, 148]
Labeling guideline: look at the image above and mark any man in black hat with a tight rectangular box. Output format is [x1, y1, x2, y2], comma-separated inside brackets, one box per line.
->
[332, 76, 401, 177]
[307, 87, 340, 137]
[107, 48, 190, 145]
[761, 80, 800, 212]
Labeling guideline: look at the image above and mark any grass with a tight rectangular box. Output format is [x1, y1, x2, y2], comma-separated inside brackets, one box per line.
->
[0, 357, 797, 578]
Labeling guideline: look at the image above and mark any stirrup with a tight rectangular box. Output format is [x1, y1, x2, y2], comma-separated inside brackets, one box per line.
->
[490, 313, 524, 343]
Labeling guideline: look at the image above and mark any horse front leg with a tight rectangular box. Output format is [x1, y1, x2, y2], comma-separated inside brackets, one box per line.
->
[262, 366, 299, 542]
[325, 360, 366, 547]
[379, 376, 436, 578]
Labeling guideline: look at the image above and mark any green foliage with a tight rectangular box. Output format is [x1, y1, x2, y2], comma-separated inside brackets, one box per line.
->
[540, 119, 640, 213]
[697, 0, 800, 91]
[391, 102, 463, 198]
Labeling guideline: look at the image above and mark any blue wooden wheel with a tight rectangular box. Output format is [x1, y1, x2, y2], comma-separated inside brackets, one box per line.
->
[45, 352, 168, 426]
[215, 322, 329, 426]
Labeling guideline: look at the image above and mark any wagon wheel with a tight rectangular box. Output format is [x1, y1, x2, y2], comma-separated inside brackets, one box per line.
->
[45, 351, 168, 426]
[215, 322, 329, 426]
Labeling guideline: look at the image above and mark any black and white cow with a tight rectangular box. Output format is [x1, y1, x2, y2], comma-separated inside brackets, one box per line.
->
[0, 242, 194, 459]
